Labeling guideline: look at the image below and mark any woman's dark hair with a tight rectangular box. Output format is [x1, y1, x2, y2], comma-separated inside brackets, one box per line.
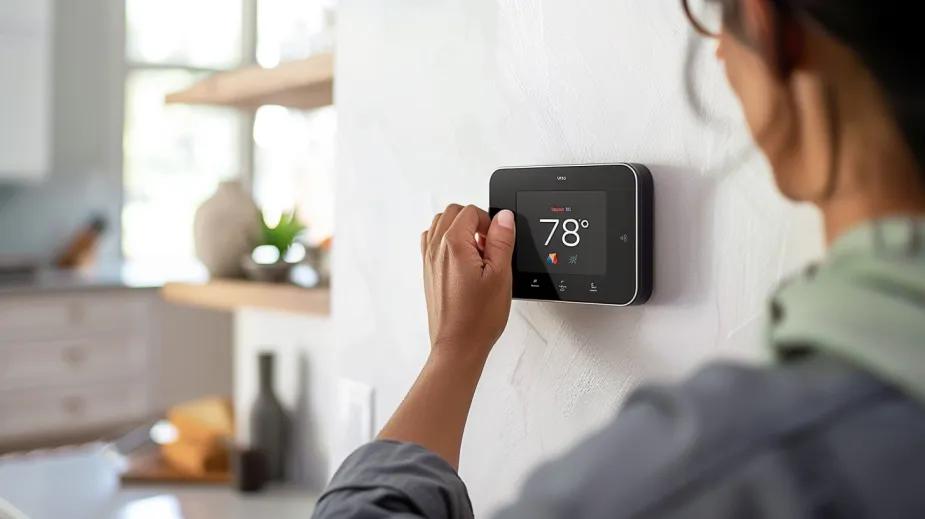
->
[702, 0, 924, 181]
[793, 1, 925, 180]
[685, 0, 924, 182]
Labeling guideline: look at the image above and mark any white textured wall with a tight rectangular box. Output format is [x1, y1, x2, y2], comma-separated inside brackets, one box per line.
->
[333, 0, 823, 514]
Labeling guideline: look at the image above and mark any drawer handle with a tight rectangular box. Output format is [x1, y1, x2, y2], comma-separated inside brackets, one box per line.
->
[62, 396, 86, 416]
[62, 347, 87, 367]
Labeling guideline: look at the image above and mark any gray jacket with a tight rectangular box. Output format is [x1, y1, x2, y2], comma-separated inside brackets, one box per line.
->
[314, 219, 925, 518]
[313, 354, 925, 518]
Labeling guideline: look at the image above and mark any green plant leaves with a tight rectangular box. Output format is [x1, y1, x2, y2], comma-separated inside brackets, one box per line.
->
[260, 210, 307, 256]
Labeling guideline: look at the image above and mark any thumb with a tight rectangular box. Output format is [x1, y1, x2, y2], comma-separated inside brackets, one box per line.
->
[484, 210, 516, 273]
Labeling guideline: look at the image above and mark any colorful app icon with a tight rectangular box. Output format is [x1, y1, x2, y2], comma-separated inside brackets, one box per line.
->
[546, 252, 558, 265]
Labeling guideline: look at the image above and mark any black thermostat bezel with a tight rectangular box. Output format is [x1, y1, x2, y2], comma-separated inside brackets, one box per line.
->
[489, 163, 653, 306]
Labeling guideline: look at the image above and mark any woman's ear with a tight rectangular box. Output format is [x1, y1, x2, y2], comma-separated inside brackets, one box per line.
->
[740, 0, 804, 78]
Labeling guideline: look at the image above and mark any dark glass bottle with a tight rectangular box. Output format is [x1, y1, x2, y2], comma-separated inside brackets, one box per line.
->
[250, 352, 289, 481]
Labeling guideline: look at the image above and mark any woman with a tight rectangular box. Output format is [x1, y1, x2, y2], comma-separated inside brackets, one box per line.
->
[315, 0, 925, 517]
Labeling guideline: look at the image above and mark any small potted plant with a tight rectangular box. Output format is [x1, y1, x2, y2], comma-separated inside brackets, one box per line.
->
[241, 211, 307, 283]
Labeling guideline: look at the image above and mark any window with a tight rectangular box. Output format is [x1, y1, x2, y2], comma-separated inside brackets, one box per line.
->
[122, 0, 247, 268]
[253, 105, 336, 243]
[254, 0, 337, 244]
[122, 0, 336, 266]
[256, 0, 336, 68]
[126, 0, 244, 69]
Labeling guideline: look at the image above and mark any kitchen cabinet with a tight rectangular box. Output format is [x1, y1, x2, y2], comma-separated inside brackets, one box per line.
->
[0, 283, 234, 452]
[0, 0, 52, 180]
[0, 290, 154, 448]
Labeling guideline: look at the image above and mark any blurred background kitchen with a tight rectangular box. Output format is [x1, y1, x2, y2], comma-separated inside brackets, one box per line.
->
[1, 0, 346, 516]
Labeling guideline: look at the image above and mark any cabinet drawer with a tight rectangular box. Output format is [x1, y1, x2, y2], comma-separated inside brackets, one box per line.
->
[72, 295, 149, 332]
[0, 333, 147, 390]
[0, 299, 72, 333]
[0, 380, 148, 440]
[0, 292, 149, 339]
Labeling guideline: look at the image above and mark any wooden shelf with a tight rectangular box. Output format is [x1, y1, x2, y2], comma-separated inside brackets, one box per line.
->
[165, 53, 334, 110]
[161, 280, 330, 316]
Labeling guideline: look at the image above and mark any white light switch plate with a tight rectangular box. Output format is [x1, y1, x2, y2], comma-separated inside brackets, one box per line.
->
[330, 378, 375, 479]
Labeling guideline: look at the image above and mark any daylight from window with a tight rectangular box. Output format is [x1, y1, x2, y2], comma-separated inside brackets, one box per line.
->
[122, 0, 335, 267]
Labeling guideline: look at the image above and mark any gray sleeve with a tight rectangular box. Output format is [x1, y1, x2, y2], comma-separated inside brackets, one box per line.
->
[492, 358, 875, 519]
[314, 361, 842, 519]
[312, 373, 721, 519]
[312, 440, 474, 519]
[492, 384, 699, 519]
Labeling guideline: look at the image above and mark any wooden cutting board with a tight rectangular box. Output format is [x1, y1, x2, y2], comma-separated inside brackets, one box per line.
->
[121, 448, 231, 485]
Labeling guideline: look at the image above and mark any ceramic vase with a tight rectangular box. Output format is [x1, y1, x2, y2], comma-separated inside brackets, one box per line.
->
[193, 181, 261, 278]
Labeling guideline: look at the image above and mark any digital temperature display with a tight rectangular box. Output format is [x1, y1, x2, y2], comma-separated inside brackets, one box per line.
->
[491, 163, 652, 305]
[515, 190, 607, 275]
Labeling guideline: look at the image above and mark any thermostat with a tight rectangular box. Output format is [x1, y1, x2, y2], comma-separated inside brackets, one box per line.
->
[490, 163, 653, 306]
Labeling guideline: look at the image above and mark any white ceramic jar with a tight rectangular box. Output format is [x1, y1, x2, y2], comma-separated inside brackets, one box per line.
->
[193, 181, 262, 278]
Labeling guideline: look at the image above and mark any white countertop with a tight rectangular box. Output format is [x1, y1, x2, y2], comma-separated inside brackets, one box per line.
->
[0, 445, 317, 519]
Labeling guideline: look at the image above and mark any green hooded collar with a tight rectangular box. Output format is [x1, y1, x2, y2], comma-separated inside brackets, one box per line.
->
[770, 217, 925, 403]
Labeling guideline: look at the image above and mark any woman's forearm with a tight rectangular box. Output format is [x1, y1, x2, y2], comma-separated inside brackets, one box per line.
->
[377, 343, 489, 469]
[378, 205, 515, 469]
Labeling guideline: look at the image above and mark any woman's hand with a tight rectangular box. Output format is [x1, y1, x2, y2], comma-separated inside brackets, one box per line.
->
[421, 204, 516, 362]
[375, 204, 515, 468]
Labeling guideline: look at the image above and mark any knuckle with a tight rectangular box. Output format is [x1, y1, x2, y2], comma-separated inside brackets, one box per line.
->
[496, 235, 515, 249]
[447, 236, 471, 254]
[446, 203, 463, 212]
[488, 236, 514, 250]
[442, 234, 461, 251]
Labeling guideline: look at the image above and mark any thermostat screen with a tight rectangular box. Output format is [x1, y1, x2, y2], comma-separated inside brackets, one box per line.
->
[515, 190, 607, 275]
